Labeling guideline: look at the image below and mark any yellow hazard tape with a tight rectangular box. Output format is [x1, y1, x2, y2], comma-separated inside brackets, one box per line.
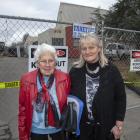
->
[124, 81, 140, 87]
[124, 81, 140, 84]
[0, 81, 20, 89]
[0, 81, 140, 89]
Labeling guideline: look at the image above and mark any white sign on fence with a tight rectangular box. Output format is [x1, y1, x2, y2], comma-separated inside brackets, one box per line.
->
[130, 50, 140, 71]
[28, 45, 68, 73]
[73, 23, 96, 38]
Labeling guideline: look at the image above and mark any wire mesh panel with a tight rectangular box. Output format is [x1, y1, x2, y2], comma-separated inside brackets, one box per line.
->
[102, 27, 140, 80]
[0, 15, 73, 58]
[0, 15, 72, 140]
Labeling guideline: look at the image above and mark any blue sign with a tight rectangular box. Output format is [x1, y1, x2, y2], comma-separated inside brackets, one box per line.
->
[73, 23, 96, 38]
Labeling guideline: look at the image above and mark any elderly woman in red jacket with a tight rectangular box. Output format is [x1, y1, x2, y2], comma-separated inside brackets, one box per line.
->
[18, 43, 70, 140]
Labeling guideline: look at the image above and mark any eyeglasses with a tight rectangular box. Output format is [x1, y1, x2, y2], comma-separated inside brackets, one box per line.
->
[39, 59, 55, 65]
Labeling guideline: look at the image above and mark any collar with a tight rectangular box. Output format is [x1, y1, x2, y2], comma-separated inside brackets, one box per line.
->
[27, 69, 67, 85]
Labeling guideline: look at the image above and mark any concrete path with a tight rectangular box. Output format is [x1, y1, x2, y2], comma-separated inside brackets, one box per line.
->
[121, 88, 140, 140]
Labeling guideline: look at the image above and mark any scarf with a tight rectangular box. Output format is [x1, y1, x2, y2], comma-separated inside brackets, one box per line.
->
[35, 70, 59, 127]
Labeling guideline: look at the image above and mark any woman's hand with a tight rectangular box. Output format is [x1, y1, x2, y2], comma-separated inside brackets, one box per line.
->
[111, 121, 123, 140]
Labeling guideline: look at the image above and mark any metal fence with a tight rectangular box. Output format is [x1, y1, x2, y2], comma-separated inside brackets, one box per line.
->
[0, 15, 73, 140]
[0, 15, 140, 140]
[101, 26, 140, 80]
[0, 15, 73, 57]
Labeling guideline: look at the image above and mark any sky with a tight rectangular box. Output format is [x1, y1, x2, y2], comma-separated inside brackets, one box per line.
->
[0, 0, 117, 20]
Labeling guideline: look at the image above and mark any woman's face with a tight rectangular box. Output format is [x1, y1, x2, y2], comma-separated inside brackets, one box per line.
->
[80, 38, 101, 63]
[38, 52, 56, 76]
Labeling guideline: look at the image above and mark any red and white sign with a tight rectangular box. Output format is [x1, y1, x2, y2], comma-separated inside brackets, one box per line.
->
[28, 45, 68, 73]
[56, 49, 66, 57]
[132, 51, 140, 58]
[130, 50, 140, 71]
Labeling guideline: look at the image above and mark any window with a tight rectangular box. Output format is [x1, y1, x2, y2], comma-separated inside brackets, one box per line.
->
[32, 41, 38, 45]
[0, 42, 5, 51]
[52, 38, 64, 46]
[118, 45, 125, 50]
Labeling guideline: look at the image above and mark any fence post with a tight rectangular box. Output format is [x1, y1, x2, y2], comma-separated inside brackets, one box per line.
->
[16, 46, 21, 57]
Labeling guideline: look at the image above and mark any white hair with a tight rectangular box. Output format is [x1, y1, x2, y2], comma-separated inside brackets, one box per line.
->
[34, 43, 57, 61]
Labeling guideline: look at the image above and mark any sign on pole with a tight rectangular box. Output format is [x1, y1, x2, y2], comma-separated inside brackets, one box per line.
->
[73, 23, 96, 38]
[130, 50, 140, 71]
[28, 45, 68, 73]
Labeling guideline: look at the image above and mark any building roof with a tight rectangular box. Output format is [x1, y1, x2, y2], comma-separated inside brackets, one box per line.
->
[57, 2, 108, 24]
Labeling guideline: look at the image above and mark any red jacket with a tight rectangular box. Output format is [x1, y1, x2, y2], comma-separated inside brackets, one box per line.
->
[18, 69, 71, 140]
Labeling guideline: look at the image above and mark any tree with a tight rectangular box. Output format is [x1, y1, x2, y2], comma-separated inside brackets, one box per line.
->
[22, 33, 29, 43]
[91, 7, 106, 34]
[94, 8, 105, 23]
[104, 0, 140, 30]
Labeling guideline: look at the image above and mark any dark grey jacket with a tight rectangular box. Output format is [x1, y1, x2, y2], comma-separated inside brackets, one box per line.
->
[69, 63, 126, 140]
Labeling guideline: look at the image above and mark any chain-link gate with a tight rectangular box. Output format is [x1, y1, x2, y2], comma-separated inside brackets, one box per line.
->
[0, 15, 73, 140]
[0, 15, 140, 140]
[102, 26, 140, 80]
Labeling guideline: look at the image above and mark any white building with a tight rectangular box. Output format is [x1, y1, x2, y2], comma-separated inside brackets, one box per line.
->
[38, 2, 108, 46]
[38, 28, 66, 46]
[57, 2, 108, 24]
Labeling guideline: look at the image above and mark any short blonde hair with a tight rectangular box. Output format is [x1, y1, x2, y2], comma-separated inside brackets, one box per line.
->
[34, 43, 57, 61]
[73, 33, 108, 68]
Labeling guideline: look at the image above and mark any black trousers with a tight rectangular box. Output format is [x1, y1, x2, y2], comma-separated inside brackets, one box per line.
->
[31, 131, 65, 140]
[68, 124, 117, 140]
[68, 122, 111, 140]
[68, 123, 96, 140]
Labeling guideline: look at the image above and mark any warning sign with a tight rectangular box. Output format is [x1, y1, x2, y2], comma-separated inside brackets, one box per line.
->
[130, 50, 140, 71]
[28, 45, 68, 72]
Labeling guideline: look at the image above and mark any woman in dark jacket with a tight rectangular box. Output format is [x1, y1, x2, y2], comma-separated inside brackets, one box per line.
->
[69, 33, 126, 140]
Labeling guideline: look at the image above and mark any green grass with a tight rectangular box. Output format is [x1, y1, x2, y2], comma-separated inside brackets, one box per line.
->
[112, 61, 140, 88]
[125, 72, 140, 87]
